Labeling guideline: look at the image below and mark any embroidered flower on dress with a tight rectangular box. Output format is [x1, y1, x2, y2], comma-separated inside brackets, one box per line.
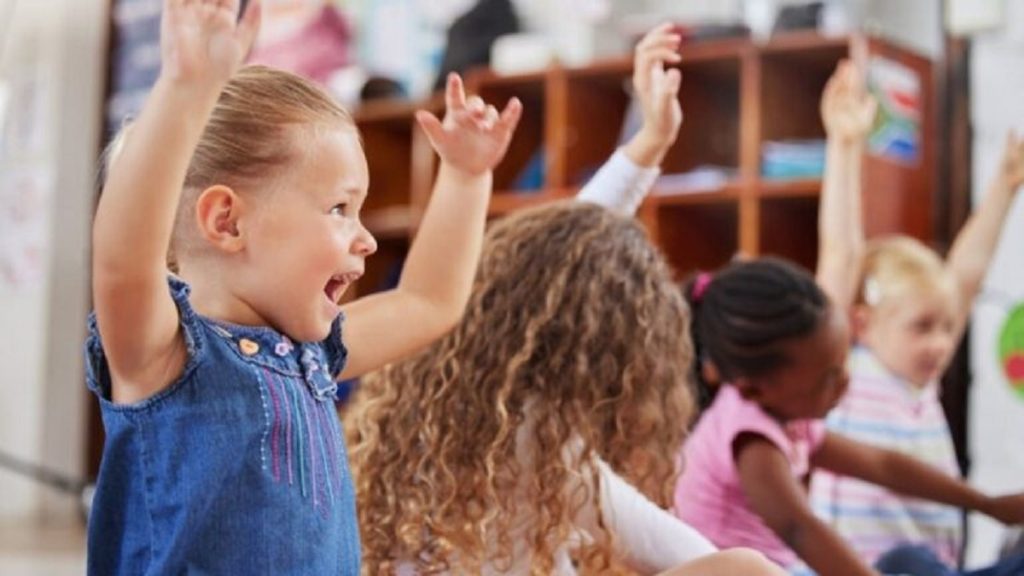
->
[275, 338, 294, 357]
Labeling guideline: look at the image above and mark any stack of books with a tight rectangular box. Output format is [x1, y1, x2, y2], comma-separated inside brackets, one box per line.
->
[761, 139, 826, 180]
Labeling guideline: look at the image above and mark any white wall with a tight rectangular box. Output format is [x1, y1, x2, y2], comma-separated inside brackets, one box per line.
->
[0, 0, 106, 524]
[863, 0, 944, 59]
[966, 0, 1024, 565]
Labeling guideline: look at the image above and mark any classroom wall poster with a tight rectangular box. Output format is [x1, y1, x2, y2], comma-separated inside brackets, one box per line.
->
[999, 303, 1024, 401]
[867, 55, 922, 166]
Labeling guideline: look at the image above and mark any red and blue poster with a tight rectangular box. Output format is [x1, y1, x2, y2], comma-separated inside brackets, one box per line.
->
[867, 56, 921, 165]
[1000, 303, 1024, 400]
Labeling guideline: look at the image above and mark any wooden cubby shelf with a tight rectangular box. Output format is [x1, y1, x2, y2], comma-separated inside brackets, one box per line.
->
[350, 32, 935, 291]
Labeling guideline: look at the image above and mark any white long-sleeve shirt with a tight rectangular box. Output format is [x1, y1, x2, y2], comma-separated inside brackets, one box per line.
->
[576, 148, 660, 216]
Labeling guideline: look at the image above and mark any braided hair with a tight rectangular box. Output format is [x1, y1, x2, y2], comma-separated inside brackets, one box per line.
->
[683, 257, 829, 411]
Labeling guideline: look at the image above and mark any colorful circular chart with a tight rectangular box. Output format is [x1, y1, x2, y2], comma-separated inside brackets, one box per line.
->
[999, 303, 1024, 399]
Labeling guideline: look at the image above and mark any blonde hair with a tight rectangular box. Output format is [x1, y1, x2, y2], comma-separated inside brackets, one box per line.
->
[102, 65, 356, 268]
[857, 236, 954, 309]
[349, 201, 695, 575]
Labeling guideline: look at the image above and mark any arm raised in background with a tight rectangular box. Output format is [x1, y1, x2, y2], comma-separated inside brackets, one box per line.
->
[338, 73, 521, 380]
[92, 0, 261, 404]
[578, 22, 683, 216]
[815, 59, 876, 311]
[945, 131, 1024, 343]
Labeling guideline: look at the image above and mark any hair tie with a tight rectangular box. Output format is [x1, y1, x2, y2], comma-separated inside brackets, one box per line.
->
[692, 272, 714, 302]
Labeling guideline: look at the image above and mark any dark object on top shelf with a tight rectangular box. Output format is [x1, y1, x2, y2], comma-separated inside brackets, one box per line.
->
[434, 0, 520, 92]
[678, 23, 751, 43]
[773, 1, 824, 33]
[361, 77, 406, 102]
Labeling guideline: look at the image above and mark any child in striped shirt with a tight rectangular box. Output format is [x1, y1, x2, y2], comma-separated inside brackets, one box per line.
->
[809, 57, 1024, 567]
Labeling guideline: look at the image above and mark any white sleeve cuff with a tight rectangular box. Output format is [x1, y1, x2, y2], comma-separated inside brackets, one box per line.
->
[576, 148, 661, 217]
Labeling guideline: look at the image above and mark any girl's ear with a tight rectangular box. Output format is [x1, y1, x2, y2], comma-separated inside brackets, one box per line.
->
[701, 359, 722, 385]
[196, 185, 246, 253]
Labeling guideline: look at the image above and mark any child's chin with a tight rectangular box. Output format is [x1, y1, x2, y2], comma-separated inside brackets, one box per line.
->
[288, 323, 333, 344]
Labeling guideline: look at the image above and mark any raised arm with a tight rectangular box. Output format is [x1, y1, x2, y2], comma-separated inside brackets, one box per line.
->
[578, 23, 682, 216]
[91, 0, 260, 403]
[813, 431, 1024, 526]
[815, 60, 876, 311]
[736, 435, 879, 576]
[945, 132, 1024, 341]
[338, 74, 521, 379]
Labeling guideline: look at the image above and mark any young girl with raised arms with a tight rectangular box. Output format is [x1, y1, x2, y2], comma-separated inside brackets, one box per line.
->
[86, 0, 521, 573]
[810, 58, 1024, 569]
[674, 253, 1024, 575]
[348, 24, 785, 576]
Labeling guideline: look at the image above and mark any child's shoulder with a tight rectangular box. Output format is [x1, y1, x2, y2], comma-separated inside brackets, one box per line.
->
[696, 386, 783, 445]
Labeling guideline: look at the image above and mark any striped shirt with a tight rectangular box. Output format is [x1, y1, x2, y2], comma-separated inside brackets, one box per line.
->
[810, 346, 962, 566]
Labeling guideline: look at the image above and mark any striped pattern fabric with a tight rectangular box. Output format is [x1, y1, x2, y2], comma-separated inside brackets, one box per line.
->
[810, 346, 963, 566]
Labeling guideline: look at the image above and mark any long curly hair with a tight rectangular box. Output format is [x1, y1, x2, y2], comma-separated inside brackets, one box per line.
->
[349, 200, 694, 574]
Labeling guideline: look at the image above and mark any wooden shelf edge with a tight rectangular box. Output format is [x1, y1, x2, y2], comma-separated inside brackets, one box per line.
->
[488, 189, 576, 216]
[353, 96, 442, 125]
[758, 31, 850, 54]
[757, 178, 821, 199]
[651, 181, 743, 206]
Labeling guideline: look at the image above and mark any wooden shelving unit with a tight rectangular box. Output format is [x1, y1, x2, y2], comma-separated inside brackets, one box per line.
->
[350, 31, 935, 292]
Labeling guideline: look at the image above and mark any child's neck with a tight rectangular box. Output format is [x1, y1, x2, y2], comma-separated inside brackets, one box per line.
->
[178, 265, 268, 329]
[856, 343, 932, 390]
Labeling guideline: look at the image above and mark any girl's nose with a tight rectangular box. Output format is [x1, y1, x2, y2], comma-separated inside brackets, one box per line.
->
[353, 223, 377, 257]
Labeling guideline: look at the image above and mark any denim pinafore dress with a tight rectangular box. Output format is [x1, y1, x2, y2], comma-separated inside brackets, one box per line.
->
[85, 277, 360, 575]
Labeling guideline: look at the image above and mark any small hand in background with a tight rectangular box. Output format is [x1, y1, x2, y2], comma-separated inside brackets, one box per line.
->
[821, 59, 877, 145]
[633, 23, 684, 157]
[159, 0, 262, 87]
[415, 73, 523, 178]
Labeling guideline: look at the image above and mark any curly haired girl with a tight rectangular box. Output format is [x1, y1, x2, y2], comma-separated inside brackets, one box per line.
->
[351, 201, 783, 575]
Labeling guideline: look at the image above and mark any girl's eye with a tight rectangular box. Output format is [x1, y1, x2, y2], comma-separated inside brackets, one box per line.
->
[330, 204, 347, 216]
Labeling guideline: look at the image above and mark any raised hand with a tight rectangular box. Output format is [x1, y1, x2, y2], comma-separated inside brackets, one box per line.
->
[160, 0, 262, 87]
[633, 23, 684, 152]
[415, 73, 523, 177]
[997, 131, 1024, 193]
[821, 60, 877, 145]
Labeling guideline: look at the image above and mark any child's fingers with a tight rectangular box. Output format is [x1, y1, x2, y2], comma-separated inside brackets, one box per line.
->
[858, 97, 878, 127]
[444, 73, 467, 113]
[637, 36, 681, 70]
[822, 60, 851, 108]
[474, 105, 499, 130]
[663, 67, 682, 97]
[642, 33, 682, 53]
[847, 60, 868, 97]
[637, 22, 677, 50]
[648, 47, 682, 66]
[656, 68, 681, 117]
[415, 110, 446, 146]
[236, 0, 262, 55]
[495, 97, 523, 138]
[466, 95, 486, 117]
